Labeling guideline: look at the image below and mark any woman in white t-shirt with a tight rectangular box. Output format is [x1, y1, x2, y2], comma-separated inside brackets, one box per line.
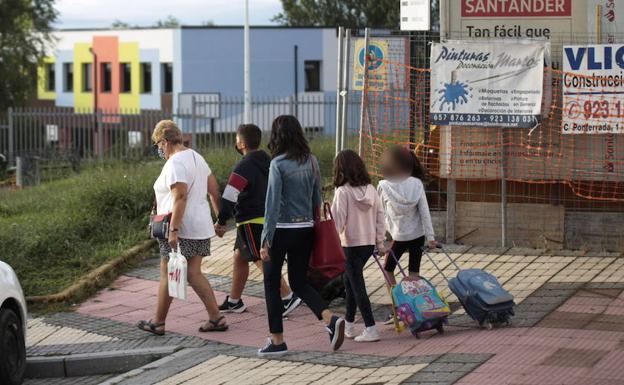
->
[137, 120, 228, 335]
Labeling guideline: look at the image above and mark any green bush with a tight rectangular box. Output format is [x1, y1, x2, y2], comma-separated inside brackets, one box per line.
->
[0, 137, 337, 297]
[0, 164, 160, 296]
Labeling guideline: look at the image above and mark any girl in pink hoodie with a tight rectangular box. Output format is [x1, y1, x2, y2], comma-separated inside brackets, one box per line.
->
[331, 150, 386, 342]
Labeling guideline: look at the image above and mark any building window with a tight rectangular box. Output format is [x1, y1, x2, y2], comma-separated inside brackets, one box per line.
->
[304, 61, 321, 92]
[161, 63, 173, 93]
[120, 62, 132, 93]
[45, 63, 55, 92]
[101, 62, 112, 92]
[140, 63, 152, 93]
[63, 63, 73, 92]
[82, 63, 92, 92]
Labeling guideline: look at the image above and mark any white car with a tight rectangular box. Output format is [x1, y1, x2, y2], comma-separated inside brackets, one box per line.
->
[0, 261, 27, 385]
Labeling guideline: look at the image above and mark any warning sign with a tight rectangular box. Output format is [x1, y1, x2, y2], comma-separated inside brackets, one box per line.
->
[353, 39, 388, 91]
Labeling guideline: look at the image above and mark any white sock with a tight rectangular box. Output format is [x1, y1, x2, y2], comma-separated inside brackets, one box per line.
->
[282, 292, 293, 301]
[365, 325, 377, 333]
[228, 297, 240, 304]
[346, 321, 355, 328]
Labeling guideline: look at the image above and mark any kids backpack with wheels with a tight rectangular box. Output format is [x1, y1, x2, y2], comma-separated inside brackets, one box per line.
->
[373, 250, 450, 338]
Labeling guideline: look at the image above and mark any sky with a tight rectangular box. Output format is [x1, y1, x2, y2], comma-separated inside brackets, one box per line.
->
[54, 0, 283, 29]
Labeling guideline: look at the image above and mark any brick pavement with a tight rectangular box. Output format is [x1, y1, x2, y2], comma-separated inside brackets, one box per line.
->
[27, 229, 624, 384]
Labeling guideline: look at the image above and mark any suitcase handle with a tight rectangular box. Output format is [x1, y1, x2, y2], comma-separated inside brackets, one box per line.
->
[421, 244, 461, 283]
[372, 249, 408, 283]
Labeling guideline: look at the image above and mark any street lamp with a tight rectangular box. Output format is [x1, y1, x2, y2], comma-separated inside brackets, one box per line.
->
[243, 0, 251, 123]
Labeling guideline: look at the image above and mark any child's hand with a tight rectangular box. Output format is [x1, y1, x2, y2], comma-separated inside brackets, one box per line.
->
[260, 244, 271, 262]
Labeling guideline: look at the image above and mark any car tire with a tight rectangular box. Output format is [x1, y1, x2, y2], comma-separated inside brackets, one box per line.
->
[0, 308, 26, 385]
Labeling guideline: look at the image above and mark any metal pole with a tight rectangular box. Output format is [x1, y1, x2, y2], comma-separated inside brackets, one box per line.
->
[501, 129, 507, 247]
[191, 95, 197, 149]
[97, 109, 103, 161]
[358, 28, 370, 157]
[8, 107, 14, 166]
[440, 0, 448, 40]
[340, 30, 351, 151]
[294, 45, 299, 117]
[335, 27, 344, 155]
[445, 70, 457, 244]
[243, 0, 251, 123]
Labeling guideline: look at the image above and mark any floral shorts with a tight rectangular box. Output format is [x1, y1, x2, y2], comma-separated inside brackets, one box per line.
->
[158, 238, 211, 259]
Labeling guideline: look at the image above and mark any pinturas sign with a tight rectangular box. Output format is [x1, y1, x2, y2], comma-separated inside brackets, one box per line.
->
[430, 41, 545, 128]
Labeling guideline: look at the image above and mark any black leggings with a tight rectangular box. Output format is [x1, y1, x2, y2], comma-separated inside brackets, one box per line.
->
[384, 236, 425, 274]
[263, 227, 327, 334]
[343, 245, 375, 327]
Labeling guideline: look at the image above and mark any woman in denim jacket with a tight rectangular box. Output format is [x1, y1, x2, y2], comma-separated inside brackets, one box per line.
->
[258, 115, 346, 357]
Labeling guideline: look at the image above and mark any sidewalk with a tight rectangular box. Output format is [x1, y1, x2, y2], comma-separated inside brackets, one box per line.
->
[26, 229, 624, 385]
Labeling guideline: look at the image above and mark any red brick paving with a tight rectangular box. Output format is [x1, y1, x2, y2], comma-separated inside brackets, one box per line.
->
[77, 275, 624, 384]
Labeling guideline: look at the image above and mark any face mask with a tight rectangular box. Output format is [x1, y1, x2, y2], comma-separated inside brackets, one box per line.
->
[234, 143, 243, 156]
[157, 147, 166, 160]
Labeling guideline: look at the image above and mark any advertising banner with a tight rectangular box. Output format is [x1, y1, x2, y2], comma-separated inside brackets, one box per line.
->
[562, 44, 624, 134]
[430, 41, 544, 128]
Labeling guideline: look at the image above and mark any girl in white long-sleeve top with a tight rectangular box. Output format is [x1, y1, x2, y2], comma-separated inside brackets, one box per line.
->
[377, 146, 437, 298]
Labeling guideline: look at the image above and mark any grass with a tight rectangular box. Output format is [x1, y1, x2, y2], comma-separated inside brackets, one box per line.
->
[0, 137, 336, 298]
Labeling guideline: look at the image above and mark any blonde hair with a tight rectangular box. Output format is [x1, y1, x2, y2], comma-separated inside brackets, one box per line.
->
[152, 120, 182, 144]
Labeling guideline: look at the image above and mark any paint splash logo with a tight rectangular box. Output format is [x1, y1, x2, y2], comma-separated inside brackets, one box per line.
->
[435, 81, 473, 111]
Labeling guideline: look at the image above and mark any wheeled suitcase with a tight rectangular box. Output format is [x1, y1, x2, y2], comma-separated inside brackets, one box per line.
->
[372, 250, 450, 338]
[423, 246, 515, 328]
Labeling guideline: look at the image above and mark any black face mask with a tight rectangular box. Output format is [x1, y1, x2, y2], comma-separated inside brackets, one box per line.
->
[234, 143, 243, 156]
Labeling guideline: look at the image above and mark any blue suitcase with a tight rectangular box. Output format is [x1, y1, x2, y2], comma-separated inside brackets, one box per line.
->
[424, 246, 515, 328]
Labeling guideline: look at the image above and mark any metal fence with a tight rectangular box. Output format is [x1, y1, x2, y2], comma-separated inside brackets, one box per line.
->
[341, 28, 624, 251]
[0, 95, 361, 168]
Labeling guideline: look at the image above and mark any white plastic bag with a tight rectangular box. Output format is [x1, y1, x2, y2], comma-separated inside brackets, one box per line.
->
[167, 247, 188, 300]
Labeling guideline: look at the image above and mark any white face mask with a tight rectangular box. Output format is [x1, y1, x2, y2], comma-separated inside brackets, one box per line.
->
[157, 147, 166, 159]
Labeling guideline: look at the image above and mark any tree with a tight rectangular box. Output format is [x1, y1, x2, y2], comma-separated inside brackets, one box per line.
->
[0, 0, 57, 112]
[273, 0, 440, 30]
[111, 19, 131, 29]
[154, 15, 180, 28]
[272, 0, 400, 28]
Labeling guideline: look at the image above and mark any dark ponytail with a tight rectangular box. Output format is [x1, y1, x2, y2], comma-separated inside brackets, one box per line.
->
[408, 151, 426, 180]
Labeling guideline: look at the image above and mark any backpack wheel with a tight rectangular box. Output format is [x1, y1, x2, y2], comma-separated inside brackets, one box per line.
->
[436, 324, 444, 335]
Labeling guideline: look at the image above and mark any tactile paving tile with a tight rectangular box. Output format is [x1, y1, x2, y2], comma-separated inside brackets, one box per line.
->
[27, 318, 117, 347]
[550, 257, 616, 283]
[153, 354, 427, 385]
[591, 258, 624, 283]
[504, 255, 576, 303]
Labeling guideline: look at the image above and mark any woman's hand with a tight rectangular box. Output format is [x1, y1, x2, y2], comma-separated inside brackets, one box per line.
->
[427, 240, 438, 249]
[168, 231, 179, 250]
[260, 244, 270, 262]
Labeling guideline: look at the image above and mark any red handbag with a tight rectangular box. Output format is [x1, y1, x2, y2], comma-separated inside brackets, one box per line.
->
[309, 202, 346, 281]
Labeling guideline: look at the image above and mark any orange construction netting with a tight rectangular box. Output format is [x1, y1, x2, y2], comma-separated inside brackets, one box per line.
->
[360, 59, 624, 203]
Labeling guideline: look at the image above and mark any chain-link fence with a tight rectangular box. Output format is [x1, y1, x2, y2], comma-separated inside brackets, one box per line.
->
[344, 28, 624, 251]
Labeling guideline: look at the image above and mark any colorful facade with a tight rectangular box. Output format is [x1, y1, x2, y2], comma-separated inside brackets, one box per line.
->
[38, 28, 176, 111]
[37, 27, 338, 113]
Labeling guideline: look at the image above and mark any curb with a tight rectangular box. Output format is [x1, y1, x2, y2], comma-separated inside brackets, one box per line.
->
[98, 348, 201, 385]
[25, 345, 179, 378]
[27, 239, 156, 305]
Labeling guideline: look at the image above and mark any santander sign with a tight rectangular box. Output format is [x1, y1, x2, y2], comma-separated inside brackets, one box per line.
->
[462, 0, 572, 17]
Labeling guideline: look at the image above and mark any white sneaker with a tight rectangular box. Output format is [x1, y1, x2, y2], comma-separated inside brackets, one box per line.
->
[345, 322, 356, 339]
[355, 326, 380, 342]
